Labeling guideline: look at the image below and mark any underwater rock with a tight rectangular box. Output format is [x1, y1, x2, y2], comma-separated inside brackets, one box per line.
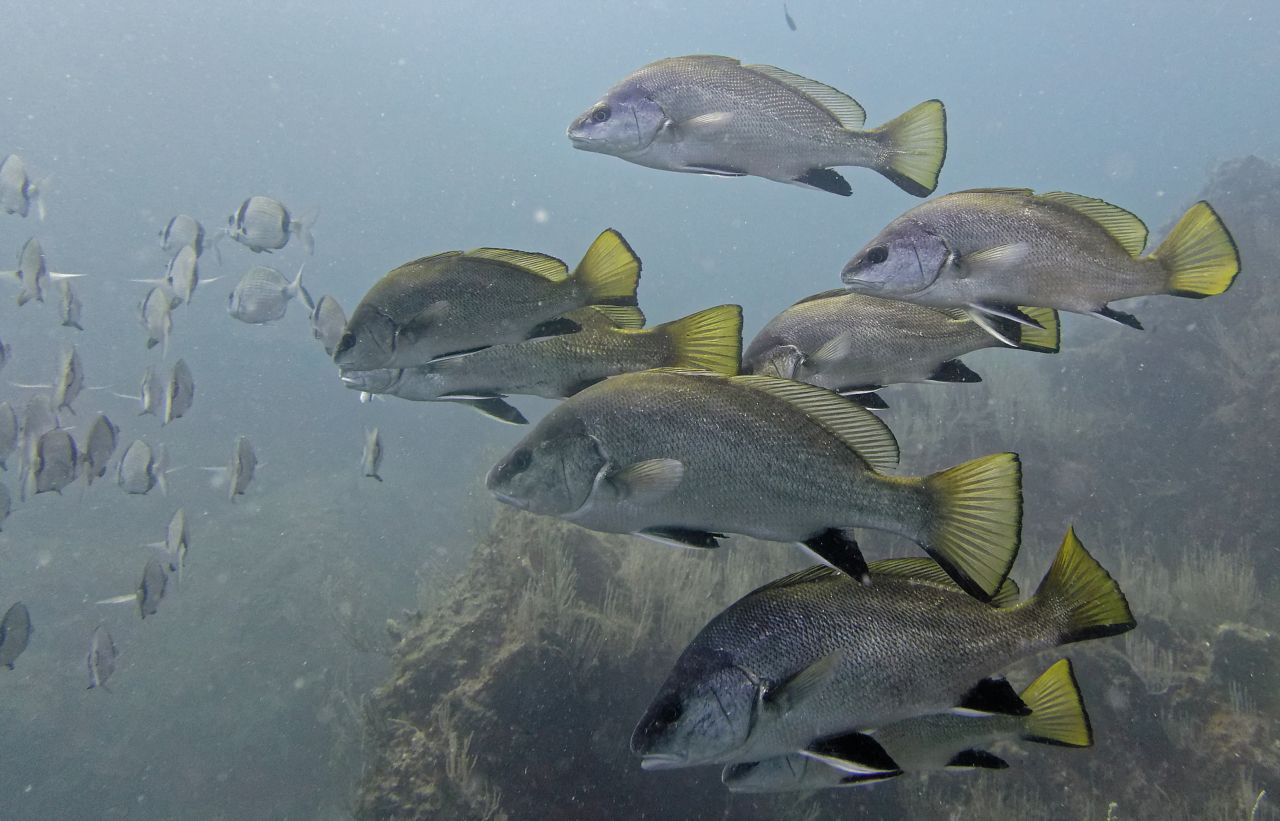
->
[1210, 622, 1280, 715]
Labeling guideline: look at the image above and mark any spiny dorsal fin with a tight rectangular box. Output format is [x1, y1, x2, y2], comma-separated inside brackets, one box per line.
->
[745, 64, 866, 130]
[465, 248, 568, 281]
[1041, 191, 1148, 257]
[733, 374, 899, 471]
[869, 557, 1021, 607]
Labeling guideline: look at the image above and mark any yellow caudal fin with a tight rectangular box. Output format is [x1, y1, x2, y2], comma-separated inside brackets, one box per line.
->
[573, 228, 641, 307]
[921, 452, 1022, 602]
[1013, 307, 1060, 354]
[1031, 527, 1136, 644]
[871, 99, 947, 197]
[1152, 201, 1240, 298]
[653, 304, 743, 376]
[1020, 659, 1093, 748]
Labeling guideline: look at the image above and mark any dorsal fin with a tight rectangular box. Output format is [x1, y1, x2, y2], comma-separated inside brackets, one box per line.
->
[955, 187, 1034, 196]
[465, 248, 568, 281]
[745, 64, 866, 129]
[1041, 192, 1148, 256]
[869, 557, 1021, 607]
[754, 564, 841, 594]
[733, 375, 899, 470]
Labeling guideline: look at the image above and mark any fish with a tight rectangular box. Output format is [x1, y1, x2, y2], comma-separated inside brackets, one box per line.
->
[311, 294, 347, 356]
[82, 413, 119, 486]
[86, 624, 117, 689]
[17, 394, 58, 498]
[840, 189, 1241, 337]
[59, 279, 84, 330]
[223, 195, 315, 254]
[722, 657, 1092, 791]
[33, 428, 79, 494]
[227, 435, 256, 501]
[744, 290, 1059, 397]
[0, 482, 10, 530]
[98, 558, 168, 619]
[117, 439, 168, 495]
[0, 401, 16, 470]
[165, 508, 189, 586]
[0, 336, 9, 372]
[14, 236, 48, 306]
[165, 244, 201, 304]
[567, 56, 946, 197]
[0, 602, 32, 669]
[486, 369, 1022, 600]
[342, 304, 742, 412]
[139, 286, 174, 352]
[0, 154, 45, 219]
[160, 214, 206, 257]
[53, 346, 85, 414]
[362, 427, 383, 482]
[164, 359, 195, 425]
[783, 3, 797, 30]
[227, 265, 313, 324]
[113, 365, 164, 416]
[333, 228, 643, 370]
[631, 529, 1133, 772]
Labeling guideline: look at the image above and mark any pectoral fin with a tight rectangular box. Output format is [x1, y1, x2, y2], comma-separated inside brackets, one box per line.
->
[682, 163, 747, 177]
[679, 111, 734, 135]
[763, 653, 838, 715]
[809, 331, 857, 366]
[609, 459, 684, 505]
[636, 528, 724, 549]
[961, 243, 1029, 274]
[444, 397, 527, 425]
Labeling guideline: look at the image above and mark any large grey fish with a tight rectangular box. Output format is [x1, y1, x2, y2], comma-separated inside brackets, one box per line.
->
[33, 428, 78, 494]
[82, 413, 119, 485]
[745, 290, 1059, 397]
[362, 427, 383, 482]
[722, 657, 1091, 791]
[0, 482, 10, 530]
[59, 279, 84, 330]
[0, 154, 45, 219]
[631, 529, 1133, 772]
[223, 195, 314, 254]
[163, 359, 195, 425]
[139, 286, 173, 352]
[333, 228, 642, 370]
[0, 602, 32, 669]
[160, 214, 205, 257]
[165, 508, 189, 586]
[0, 401, 16, 470]
[342, 304, 741, 412]
[53, 346, 84, 413]
[310, 294, 347, 357]
[487, 370, 1022, 600]
[840, 189, 1241, 338]
[86, 624, 117, 689]
[567, 56, 946, 197]
[117, 439, 168, 495]
[227, 265, 313, 324]
[227, 435, 256, 501]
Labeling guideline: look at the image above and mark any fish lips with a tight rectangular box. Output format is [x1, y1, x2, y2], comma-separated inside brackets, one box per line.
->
[639, 753, 689, 771]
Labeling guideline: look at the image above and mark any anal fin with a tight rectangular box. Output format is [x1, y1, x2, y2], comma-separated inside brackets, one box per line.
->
[802, 529, 869, 585]
[525, 316, 582, 340]
[947, 749, 1008, 770]
[637, 527, 724, 549]
[792, 168, 852, 197]
[927, 359, 982, 383]
[803, 731, 901, 777]
[1093, 305, 1143, 330]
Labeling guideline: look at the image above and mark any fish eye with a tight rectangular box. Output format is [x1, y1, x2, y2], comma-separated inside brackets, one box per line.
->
[655, 700, 683, 725]
[865, 246, 889, 265]
[508, 448, 532, 473]
[591, 106, 611, 124]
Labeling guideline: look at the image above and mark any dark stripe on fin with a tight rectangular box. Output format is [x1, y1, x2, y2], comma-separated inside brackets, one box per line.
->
[947, 749, 1008, 770]
[793, 168, 852, 197]
[639, 527, 724, 548]
[683, 163, 747, 177]
[957, 676, 1030, 716]
[802, 529, 869, 585]
[927, 359, 982, 383]
[1093, 305, 1143, 330]
[805, 731, 901, 775]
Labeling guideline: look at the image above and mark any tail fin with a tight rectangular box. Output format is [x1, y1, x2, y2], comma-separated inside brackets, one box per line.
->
[1152, 201, 1240, 298]
[1032, 527, 1135, 644]
[290, 209, 317, 255]
[1011, 307, 1060, 353]
[653, 304, 743, 375]
[287, 265, 315, 312]
[920, 452, 1022, 602]
[1019, 658, 1093, 748]
[572, 229, 641, 307]
[870, 99, 947, 197]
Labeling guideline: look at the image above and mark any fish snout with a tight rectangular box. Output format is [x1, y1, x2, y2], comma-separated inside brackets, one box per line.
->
[638, 754, 687, 771]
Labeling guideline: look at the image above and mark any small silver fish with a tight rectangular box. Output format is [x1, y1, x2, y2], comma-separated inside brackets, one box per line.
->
[311, 294, 347, 357]
[82, 413, 119, 486]
[117, 439, 167, 495]
[227, 435, 257, 501]
[33, 428, 78, 494]
[0, 482, 10, 531]
[0, 336, 9, 372]
[87, 624, 117, 689]
[227, 265, 312, 324]
[783, 3, 797, 30]
[224, 196, 314, 254]
[164, 359, 195, 425]
[59, 279, 84, 330]
[0, 401, 17, 470]
[15, 236, 47, 306]
[362, 427, 383, 482]
[165, 508, 189, 586]
[0, 155, 45, 219]
[18, 396, 58, 501]
[160, 214, 205, 257]
[138, 557, 167, 618]
[165, 244, 200, 304]
[0, 602, 32, 669]
[53, 346, 84, 414]
[139, 286, 174, 353]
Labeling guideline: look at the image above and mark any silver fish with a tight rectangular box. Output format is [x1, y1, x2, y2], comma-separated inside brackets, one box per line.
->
[0, 602, 32, 669]
[138, 557, 167, 618]
[228, 435, 256, 501]
[224, 195, 314, 254]
[631, 530, 1133, 772]
[840, 189, 1241, 337]
[362, 427, 383, 482]
[33, 428, 78, 494]
[18, 395, 58, 501]
[311, 294, 347, 357]
[164, 359, 195, 425]
[783, 3, 797, 30]
[59, 279, 84, 330]
[568, 56, 946, 197]
[487, 370, 1022, 600]
[160, 214, 205, 257]
[0, 336, 9, 372]
[139, 286, 173, 352]
[15, 236, 48, 306]
[82, 413, 119, 486]
[117, 439, 167, 495]
[0, 154, 44, 219]
[0, 401, 16, 470]
[722, 658, 1091, 791]
[227, 265, 312, 324]
[53, 346, 84, 414]
[139, 365, 162, 416]
[165, 244, 200, 304]
[166, 508, 189, 586]
[0, 482, 10, 530]
[87, 624, 117, 689]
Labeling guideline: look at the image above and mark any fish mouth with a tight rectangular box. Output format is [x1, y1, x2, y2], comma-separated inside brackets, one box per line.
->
[489, 490, 529, 510]
[640, 754, 688, 771]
